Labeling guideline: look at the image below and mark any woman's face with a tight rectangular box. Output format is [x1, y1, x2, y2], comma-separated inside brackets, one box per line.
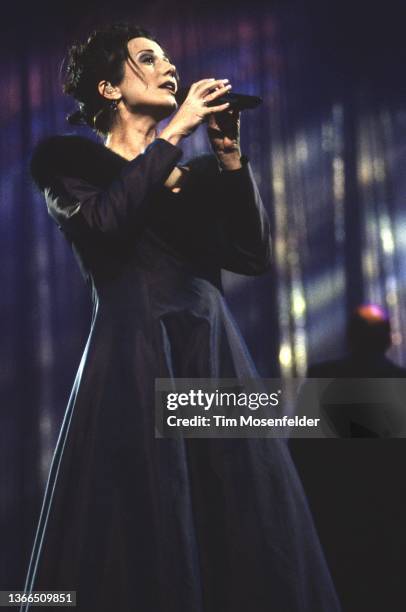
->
[117, 37, 178, 117]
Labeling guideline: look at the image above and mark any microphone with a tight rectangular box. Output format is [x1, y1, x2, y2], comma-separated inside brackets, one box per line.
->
[175, 87, 262, 111]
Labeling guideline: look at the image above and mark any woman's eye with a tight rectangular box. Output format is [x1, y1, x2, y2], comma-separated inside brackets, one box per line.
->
[141, 55, 154, 64]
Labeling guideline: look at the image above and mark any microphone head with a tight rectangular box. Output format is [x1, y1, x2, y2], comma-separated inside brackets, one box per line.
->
[218, 92, 263, 110]
[175, 87, 262, 111]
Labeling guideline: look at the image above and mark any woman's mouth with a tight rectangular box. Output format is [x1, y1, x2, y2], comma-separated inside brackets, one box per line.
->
[159, 81, 176, 94]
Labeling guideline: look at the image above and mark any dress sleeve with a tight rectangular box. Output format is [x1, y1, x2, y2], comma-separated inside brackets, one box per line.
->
[41, 138, 183, 237]
[212, 156, 272, 275]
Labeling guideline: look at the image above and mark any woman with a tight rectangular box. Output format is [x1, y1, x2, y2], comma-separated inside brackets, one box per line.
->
[24, 22, 341, 612]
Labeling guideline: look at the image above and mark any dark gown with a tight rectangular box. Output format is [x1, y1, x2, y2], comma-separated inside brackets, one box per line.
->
[23, 135, 341, 611]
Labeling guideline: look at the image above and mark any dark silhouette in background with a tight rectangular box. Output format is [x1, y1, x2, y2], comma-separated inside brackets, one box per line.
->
[304, 304, 406, 438]
[308, 304, 406, 378]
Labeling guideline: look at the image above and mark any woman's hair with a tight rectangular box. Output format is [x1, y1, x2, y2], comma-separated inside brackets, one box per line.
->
[63, 22, 167, 135]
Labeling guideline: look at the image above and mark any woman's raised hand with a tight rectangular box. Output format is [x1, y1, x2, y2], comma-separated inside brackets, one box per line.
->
[206, 107, 242, 170]
[159, 78, 232, 145]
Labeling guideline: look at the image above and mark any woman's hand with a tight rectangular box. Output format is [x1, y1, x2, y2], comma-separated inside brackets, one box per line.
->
[207, 107, 242, 170]
[159, 78, 232, 145]
[163, 165, 190, 193]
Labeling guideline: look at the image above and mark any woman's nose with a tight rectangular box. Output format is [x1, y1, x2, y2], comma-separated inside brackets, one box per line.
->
[162, 58, 177, 76]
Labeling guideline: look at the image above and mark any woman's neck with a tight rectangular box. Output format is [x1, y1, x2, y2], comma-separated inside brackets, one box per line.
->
[105, 111, 158, 160]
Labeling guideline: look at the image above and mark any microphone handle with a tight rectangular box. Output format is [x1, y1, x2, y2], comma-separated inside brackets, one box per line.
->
[208, 92, 263, 110]
[175, 88, 262, 110]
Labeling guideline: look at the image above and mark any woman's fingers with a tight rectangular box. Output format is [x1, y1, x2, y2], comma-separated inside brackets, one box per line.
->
[204, 101, 231, 114]
[200, 79, 230, 96]
[190, 78, 230, 97]
[164, 78, 233, 140]
[203, 83, 232, 104]
[186, 79, 232, 114]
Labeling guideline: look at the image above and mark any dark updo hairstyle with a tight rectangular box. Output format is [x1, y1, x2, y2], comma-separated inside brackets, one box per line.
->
[63, 22, 165, 135]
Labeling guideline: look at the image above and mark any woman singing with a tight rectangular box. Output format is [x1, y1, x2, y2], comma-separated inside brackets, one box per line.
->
[24, 22, 341, 612]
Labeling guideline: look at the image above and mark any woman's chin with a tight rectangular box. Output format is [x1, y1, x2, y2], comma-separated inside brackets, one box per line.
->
[155, 101, 178, 121]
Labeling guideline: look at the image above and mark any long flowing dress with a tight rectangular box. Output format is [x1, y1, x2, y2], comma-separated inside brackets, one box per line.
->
[23, 135, 341, 611]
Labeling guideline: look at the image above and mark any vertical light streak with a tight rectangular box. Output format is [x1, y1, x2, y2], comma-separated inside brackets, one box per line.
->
[33, 194, 55, 486]
[358, 109, 404, 363]
[272, 143, 294, 377]
[271, 104, 351, 377]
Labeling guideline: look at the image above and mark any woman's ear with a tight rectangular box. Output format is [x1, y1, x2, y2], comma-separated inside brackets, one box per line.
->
[98, 80, 121, 100]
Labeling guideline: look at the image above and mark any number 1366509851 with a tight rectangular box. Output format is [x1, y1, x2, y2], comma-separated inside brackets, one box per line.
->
[0, 591, 76, 607]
